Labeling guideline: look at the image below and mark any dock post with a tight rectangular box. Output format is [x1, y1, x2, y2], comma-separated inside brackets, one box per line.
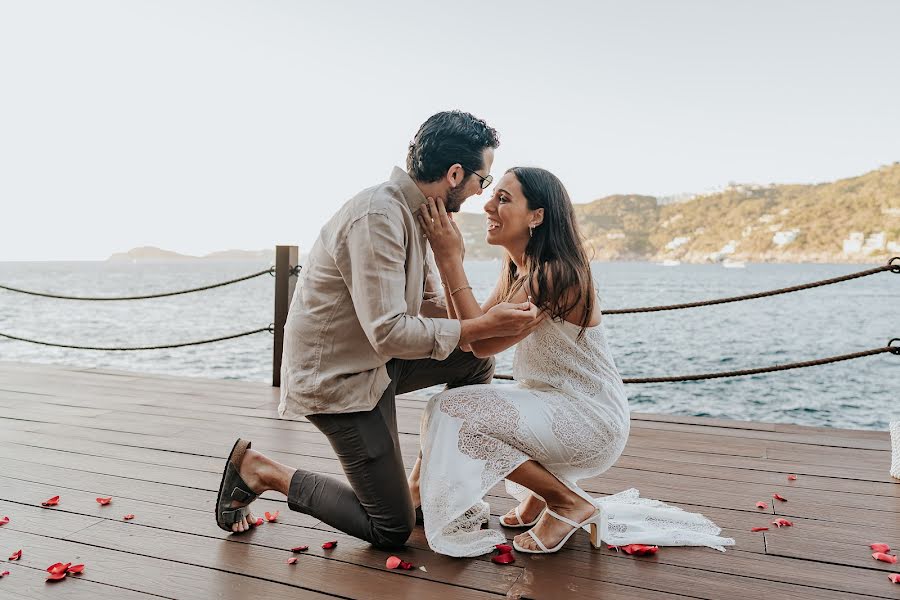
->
[272, 245, 299, 387]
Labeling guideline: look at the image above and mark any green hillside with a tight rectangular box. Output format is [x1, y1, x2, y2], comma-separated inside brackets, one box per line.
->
[457, 163, 900, 263]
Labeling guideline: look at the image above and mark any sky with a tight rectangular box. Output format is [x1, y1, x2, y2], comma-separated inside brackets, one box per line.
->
[1, 0, 898, 261]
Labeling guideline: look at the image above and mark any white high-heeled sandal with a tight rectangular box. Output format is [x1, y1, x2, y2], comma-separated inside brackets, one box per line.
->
[500, 504, 546, 528]
[512, 507, 604, 554]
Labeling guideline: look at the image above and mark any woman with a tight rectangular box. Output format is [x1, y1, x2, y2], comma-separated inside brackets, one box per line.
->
[411, 167, 735, 557]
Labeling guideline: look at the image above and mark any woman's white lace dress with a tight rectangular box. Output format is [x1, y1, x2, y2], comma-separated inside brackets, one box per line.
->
[419, 314, 736, 557]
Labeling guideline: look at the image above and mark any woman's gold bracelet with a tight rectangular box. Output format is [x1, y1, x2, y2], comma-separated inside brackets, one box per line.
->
[449, 284, 472, 297]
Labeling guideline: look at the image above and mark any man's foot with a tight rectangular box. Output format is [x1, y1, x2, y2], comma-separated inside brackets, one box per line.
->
[512, 495, 596, 551]
[500, 494, 545, 527]
[228, 449, 279, 533]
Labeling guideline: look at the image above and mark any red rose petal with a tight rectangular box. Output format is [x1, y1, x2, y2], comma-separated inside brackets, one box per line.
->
[607, 544, 620, 551]
[286, 557, 298, 565]
[399, 560, 414, 570]
[787, 475, 797, 481]
[46, 563, 71, 576]
[96, 497, 112, 505]
[123, 514, 135, 521]
[66, 564, 84, 575]
[491, 552, 516, 564]
[41, 495, 60, 507]
[751, 527, 769, 532]
[495, 544, 513, 553]
[870, 543, 891, 553]
[8, 550, 22, 561]
[265, 511, 279, 522]
[386, 556, 402, 569]
[46, 571, 67, 581]
[889, 574, 900, 584]
[0, 516, 9, 526]
[322, 541, 337, 549]
[755, 502, 768, 510]
[254, 517, 264, 527]
[291, 546, 309, 553]
[0, 571, 9, 577]
[872, 552, 898, 564]
[772, 518, 794, 528]
[620, 544, 659, 555]
[773, 494, 787, 502]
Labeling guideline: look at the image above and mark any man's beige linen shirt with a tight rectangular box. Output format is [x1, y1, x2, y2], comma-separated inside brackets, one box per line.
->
[278, 167, 462, 418]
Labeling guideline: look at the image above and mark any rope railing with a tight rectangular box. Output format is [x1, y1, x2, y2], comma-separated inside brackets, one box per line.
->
[493, 339, 900, 383]
[0, 326, 274, 351]
[0, 266, 300, 301]
[2, 326, 894, 383]
[0, 254, 895, 384]
[602, 257, 899, 314]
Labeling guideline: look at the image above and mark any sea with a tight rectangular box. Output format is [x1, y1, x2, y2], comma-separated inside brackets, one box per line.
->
[1, 260, 898, 431]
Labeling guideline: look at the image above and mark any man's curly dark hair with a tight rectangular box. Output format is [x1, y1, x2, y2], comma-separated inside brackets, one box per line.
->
[406, 111, 500, 183]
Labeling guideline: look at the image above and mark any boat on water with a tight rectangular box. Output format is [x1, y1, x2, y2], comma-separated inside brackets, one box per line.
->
[722, 259, 746, 269]
[660, 259, 681, 266]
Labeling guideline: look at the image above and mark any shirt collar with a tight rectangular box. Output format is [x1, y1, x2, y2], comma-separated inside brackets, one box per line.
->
[390, 167, 429, 214]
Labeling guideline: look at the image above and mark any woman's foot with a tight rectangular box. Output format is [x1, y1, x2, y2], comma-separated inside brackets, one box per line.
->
[500, 494, 546, 527]
[512, 494, 597, 551]
[228, 449, 288, 533]
[408, 457, 422, 509]
[408, 480, 421, 509]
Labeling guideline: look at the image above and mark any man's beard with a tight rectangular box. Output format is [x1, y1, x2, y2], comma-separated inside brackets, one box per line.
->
[444, 185, 466, 213]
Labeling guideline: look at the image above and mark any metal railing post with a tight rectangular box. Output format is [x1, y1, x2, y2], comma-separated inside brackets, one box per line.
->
[272, 245, 299, 387]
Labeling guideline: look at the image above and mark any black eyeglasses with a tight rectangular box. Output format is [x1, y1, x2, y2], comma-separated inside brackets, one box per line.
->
[462, 166, 493, 190]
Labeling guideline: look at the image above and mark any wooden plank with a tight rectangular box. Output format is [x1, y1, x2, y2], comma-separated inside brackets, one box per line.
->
[617, 446, 894, 483]
[577, 466, 900, 513]
[766, 443, 893, 471]
[629, 417, 890, 451]
[0, 499, 102, 538]
[765, 531, 900, 574]
[609, 457, 900, 496]
[630, 410, 781, 431]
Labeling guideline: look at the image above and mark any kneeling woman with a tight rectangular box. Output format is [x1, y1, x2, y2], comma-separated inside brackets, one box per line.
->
[411, 167, 734, 557]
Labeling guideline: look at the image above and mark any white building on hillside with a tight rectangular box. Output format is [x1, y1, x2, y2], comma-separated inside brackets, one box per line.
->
[842, 232, 864, 254]
[772, 230, 800, 247]
[863, 232, 886, 253]
[665, 236, 691, 251]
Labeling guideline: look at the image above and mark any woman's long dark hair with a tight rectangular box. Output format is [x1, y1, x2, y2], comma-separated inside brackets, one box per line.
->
[497, 167, 595, 339]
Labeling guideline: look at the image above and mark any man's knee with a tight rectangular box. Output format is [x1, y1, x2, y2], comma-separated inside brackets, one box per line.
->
[478, 355, 496, 384]
[370, 510, 415, 548]
[470, 354, 495, 385]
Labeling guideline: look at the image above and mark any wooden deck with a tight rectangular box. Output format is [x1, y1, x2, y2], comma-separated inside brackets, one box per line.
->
[0, 360, 898, 599]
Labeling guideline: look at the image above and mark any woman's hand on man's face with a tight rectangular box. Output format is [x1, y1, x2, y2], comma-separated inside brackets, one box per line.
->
[417, 197, 465, 263]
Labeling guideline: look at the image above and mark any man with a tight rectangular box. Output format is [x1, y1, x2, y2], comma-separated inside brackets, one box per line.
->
[215, 111, 543, 547]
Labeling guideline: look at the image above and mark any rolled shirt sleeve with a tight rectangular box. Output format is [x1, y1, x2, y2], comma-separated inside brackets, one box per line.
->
[335, 212, 461, 360]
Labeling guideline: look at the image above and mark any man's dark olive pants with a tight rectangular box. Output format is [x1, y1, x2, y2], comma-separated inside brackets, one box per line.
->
[286, 348, 495, 547]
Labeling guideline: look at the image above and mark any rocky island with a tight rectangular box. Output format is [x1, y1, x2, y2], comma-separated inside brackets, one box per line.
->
[107, 247, 274, 263]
